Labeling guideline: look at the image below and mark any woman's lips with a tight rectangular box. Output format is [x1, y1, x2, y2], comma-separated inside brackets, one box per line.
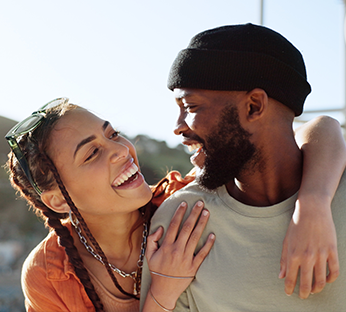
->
[112, 161, 138, 187]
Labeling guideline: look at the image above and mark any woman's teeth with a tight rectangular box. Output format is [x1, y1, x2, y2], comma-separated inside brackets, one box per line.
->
[113, 163, 138, 187]
[188, 143, 203, 152]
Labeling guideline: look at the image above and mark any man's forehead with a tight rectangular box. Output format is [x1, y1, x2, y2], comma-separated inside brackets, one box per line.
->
[173, 88, 193, 99]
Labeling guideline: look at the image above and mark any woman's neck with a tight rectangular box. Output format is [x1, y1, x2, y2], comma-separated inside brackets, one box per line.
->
[73, 209, 144, 263]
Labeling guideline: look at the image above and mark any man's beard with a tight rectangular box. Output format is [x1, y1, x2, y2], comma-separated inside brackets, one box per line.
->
[196, 105, 257, 191]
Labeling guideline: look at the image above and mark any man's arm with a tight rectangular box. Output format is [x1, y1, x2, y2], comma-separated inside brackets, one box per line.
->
[281, 116, 346, 299]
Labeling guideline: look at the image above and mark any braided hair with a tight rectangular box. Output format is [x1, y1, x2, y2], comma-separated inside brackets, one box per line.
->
[6, 103, 147, 310]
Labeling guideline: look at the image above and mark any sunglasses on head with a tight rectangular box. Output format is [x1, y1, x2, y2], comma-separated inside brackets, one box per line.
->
[5, 97, 69, 195]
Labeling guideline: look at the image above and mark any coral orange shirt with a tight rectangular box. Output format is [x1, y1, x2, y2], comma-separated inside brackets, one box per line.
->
[21, 171, 194, 312]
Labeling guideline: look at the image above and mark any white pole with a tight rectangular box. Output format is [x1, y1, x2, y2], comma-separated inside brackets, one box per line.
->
[260, 0, 264, 25]
[344, 0, 346, 125]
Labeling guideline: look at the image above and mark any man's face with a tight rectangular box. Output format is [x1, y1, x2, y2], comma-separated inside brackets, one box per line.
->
[174, 88, 257, 190]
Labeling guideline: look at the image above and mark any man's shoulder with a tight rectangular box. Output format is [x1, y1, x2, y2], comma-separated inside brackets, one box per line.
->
[151, 181, 218, 229]
[159, 180, 216, 209]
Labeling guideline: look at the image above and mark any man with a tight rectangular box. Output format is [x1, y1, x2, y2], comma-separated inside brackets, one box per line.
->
[141, 24, 346, 311]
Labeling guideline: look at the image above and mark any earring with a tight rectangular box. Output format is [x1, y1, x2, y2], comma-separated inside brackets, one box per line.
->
[69, 210, 79, 228]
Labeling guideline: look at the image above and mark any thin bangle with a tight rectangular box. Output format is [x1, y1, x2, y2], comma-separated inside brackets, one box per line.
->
[150, 289, 175, 312]
[150, 270, 195, 279]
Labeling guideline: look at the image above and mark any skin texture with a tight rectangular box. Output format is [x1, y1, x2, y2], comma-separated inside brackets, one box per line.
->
[173, 87, 345, 299]
[44, 107, 153, 217]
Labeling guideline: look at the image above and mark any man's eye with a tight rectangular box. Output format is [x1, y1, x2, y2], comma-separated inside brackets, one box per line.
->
[184, 105, 196, 112]
[110, 131, 120, 139]
[85, 148, 99, 162]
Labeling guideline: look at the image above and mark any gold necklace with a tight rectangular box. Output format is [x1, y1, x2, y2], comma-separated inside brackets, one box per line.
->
[69, 211, 148, 295]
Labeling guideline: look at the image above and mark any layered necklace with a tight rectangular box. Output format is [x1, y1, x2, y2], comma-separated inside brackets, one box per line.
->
[69, 211, 148, 296]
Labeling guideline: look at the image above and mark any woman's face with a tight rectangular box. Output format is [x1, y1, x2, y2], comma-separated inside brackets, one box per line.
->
[47, 108, 152, 217]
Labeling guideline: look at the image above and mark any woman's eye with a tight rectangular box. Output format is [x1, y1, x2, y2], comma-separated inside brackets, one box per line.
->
[110, 131, 120, 139]
[85, 148, 99, 162]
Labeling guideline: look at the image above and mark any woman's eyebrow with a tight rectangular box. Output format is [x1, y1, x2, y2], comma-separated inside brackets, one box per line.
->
[73, 121, 110, 158]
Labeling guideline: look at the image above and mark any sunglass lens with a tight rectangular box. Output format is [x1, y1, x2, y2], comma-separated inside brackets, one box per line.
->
[41, 98, 67, 111]
[15, 115, 42, 134]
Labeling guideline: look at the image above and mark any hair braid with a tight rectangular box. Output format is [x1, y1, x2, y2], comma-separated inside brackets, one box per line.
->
[41, 153, 138, 300]
[42, 209, 105, 312]
[9, 154, 105, 311]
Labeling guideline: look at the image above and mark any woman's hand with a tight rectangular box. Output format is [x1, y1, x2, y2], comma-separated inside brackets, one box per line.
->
[279, 195, 339, 299]
[144, 201, 215, 311]
[285, 116, 345, 299]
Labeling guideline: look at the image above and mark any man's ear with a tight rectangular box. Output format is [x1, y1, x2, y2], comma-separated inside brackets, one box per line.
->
[246, 88, 268, 122]
[41, 189, 70, 214]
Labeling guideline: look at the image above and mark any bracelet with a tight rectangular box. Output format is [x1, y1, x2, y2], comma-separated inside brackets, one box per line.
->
[150, 270, 195, 279]
[150, 289, 175, 312]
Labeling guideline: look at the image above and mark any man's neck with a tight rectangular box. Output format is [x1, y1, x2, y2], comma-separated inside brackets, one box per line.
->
[225, 141, 303, 207]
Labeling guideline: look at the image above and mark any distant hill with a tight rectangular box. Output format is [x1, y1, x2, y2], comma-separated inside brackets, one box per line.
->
[0, 115, 16, 170]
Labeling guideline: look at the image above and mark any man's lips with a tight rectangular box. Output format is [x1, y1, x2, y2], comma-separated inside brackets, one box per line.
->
[183, 141, 206, 168]
[187, 143, 203, 153]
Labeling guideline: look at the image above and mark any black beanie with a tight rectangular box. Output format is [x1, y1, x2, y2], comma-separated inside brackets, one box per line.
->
[167, 23, 311, 116]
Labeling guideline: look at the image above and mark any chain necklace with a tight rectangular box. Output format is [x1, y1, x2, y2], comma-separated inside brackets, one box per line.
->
[69, 211, 148, 295]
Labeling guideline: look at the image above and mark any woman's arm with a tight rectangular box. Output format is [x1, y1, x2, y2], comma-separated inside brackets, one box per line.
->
[280, 116, 346, 299]
[142, 201, 215, 312]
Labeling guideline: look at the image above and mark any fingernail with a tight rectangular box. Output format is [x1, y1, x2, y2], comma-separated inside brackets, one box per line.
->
[202, 209, 209, 216]
[196, 200, 203, 207]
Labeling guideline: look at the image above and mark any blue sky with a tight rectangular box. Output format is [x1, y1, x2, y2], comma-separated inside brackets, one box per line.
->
[0, 0, 344, 147]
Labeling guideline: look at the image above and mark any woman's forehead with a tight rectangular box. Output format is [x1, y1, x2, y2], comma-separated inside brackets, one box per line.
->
[48, 109, 105, 158]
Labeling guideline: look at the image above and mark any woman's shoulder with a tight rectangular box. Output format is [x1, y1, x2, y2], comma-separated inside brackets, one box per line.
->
[22, 226, 72, 283]
[21, 230, 57, 299]
[23, 230, 56, 273]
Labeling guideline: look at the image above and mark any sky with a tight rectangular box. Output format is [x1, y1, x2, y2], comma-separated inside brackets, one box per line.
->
[0, 0, 345, 147]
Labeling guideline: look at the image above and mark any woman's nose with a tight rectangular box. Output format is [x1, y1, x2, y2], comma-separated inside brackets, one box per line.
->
[110, 143, 129, 163]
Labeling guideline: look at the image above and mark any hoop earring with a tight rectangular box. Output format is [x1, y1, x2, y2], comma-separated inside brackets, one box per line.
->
[69, 210, 79, 228]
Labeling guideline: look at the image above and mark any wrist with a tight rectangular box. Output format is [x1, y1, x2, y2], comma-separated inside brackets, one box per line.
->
[149, 287, 176, 312]
[296, 191, 332, 213]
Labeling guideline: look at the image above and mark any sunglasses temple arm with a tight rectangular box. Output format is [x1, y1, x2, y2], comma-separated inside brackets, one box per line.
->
[7, 140, 42, 195]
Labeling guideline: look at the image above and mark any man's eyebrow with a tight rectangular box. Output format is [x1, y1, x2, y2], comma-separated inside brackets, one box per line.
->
[175, 90, 195, 101]
[73, 121, 110, 158]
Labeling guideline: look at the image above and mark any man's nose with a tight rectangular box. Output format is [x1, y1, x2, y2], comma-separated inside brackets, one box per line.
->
[174, 114, 189, 135]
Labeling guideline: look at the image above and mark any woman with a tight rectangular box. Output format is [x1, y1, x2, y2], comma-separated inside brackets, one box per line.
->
[5, 98, 345, 311]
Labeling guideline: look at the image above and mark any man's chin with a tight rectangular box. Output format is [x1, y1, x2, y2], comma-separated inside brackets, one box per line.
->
[195, 168, 224, 192]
